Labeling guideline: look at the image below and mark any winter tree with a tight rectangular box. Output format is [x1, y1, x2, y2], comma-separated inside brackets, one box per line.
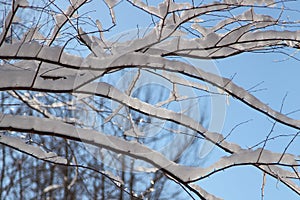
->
[0, 0, 300, 199]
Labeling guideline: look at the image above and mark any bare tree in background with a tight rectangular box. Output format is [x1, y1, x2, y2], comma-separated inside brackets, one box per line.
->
[0, 0, 300, 199]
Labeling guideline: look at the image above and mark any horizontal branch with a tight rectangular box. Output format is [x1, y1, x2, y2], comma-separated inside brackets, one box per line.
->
[0, 114, 298, 183]
[0, 47, 299, 132]
[0, 133, 126, 189]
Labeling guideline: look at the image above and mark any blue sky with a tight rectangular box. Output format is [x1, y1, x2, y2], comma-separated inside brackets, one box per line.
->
[201, 52, 300, 200]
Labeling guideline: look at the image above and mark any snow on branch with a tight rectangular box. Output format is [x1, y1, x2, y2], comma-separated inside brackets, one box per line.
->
[0, 113, 299, 196]
[0, 132, 68, 164]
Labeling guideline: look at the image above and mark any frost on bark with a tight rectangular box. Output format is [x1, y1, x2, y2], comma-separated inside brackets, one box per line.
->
[0, 0, 300, 199]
